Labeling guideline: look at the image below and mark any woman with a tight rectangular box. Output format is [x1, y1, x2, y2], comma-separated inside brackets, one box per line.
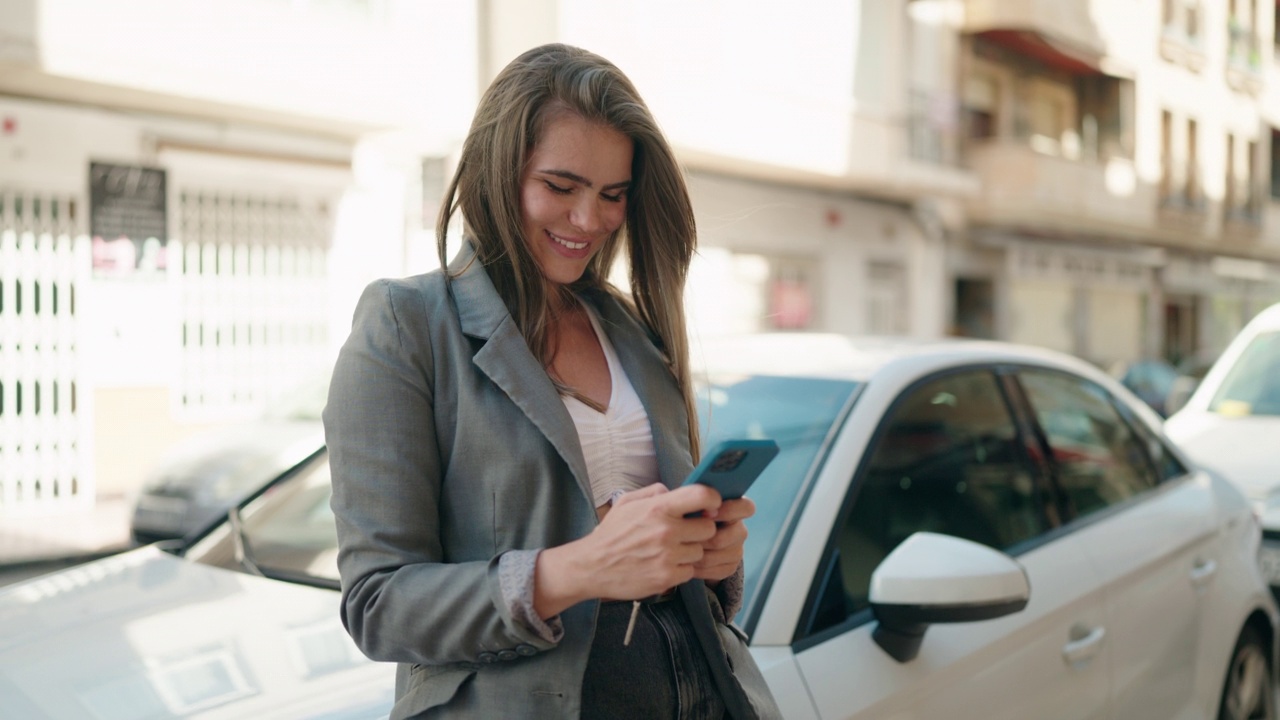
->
[324, 43, 781, 719]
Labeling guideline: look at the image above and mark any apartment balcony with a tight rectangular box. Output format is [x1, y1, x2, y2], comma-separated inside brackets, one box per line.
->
[1225, 20, 1265, 95]
[963, 0, 1105, 61]
[965, 139, 1155, 238]
[0, 0, 473, 140]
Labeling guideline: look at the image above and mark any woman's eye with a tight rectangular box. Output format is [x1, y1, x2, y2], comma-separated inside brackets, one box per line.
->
[601, 192, 625, 203]
[545, 181, 572, 195]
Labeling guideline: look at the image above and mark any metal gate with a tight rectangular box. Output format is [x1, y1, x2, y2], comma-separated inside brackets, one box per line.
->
[0, 191, 94, 517]
[170, 189, 333, 421]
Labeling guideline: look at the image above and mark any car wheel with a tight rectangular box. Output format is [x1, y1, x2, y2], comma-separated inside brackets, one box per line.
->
[1219, 625, 1276, 720]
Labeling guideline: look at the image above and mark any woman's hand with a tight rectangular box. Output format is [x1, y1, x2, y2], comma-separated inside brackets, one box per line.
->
[693, 496, 754, 584]
[533, 483, 721, 618]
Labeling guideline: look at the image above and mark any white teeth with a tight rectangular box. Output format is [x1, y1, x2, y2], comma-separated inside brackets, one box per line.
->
[550, 233, 587, 250]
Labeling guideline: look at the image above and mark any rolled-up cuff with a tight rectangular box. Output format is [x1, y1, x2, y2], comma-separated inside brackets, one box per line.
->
[497, 549, 564, 644]
[712, 562, 745, 622]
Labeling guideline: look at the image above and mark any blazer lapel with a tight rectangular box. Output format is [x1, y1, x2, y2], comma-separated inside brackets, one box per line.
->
[447, 245, 594, 506]
[591, 292, 695, 489]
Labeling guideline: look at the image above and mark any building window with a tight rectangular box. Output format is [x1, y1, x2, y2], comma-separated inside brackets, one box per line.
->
[766, 259, 818, 331]
[1225, 134, 1260, 221]
[1160, 110, 1175, 203]
[1248, 140, 1259, 213]
[1187, 118, 1201, 207]
[1159, 111, 1203, 210]
[1163, 0, 1203, 45]
[1274, 0, 1280, 50]
[1026, 91, 1068, 156]
[1228, 0, 1261, 70]
[1226, 134, 1237, 214]
[1269, 128, 1280, 199]
[963, 75, 999, 142]
[866, 261, 908, 335]
[953, 278, 996, 339]
[1078, 76, 1133, 160]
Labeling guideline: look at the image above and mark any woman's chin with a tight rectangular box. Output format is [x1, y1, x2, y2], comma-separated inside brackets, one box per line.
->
[536, 258, 591, 286]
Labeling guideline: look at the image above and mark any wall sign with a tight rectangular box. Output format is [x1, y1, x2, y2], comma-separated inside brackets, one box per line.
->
[89, 161, 168, 276]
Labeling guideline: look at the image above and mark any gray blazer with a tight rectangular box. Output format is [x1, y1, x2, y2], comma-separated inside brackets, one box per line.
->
[324, 244, 781, 719]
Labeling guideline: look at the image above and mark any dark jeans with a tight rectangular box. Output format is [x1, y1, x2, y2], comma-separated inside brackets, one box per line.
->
[581, 598, 727, 719]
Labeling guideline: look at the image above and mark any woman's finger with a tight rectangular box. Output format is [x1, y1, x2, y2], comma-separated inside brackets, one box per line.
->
[692, 554, 741, 581]
[708, 497, 755, 522]
[702, 520, 747, 551]
[658, 483, 722, 518]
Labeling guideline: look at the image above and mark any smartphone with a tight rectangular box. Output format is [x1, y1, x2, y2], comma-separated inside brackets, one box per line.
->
[682, 438, 779, 503]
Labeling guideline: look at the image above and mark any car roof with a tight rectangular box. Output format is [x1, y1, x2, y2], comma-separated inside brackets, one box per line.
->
[693, 333, 1100, 383]
[1246, 302, 1280, 331]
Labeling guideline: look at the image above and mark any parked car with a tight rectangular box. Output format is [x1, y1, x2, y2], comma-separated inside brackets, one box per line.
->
[129, 374, 329, 546]
[1166, 302, 1280, 595]
[1164, 352, 1221, 418]
[1110, 358, 1179, 416]
[3, 335, 1274, 719]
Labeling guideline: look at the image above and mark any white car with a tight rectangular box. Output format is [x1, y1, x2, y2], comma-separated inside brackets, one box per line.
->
[1, 335, 1275, 719]
[1166, 302, 1280, 592]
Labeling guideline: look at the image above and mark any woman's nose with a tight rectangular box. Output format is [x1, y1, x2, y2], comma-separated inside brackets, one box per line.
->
[569, 197, 604, 234]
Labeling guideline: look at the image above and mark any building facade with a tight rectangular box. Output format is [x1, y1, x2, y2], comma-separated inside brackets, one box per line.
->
[0, 0, 474, 508]
[582, 0, 1280, 371]
[7, 0, 1280, 513]
[944, 0, 1280, 368]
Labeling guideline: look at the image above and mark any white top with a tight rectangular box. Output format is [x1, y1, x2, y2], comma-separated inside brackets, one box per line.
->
[561, 303, 660, 507]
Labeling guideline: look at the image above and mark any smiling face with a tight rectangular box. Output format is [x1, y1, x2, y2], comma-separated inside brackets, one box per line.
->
[519, 112, 633, 286]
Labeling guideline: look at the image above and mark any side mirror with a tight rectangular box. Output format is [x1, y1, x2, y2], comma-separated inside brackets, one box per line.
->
[869, 532, 1030, 663]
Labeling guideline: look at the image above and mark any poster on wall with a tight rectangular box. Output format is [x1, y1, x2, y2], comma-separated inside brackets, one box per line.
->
[89, 161, 168, 277]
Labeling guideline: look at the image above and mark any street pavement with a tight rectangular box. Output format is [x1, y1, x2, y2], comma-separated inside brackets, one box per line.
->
[0, 495, 135, 588]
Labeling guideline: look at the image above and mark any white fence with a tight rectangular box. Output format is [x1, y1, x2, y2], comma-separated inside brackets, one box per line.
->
[0, 215, 94, 516]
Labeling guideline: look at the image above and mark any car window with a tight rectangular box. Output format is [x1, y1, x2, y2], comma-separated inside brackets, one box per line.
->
[1112, 395, 1189, 482]
[806, 369, 1047, 636]
[1018, 369, 1159, 520]
[1209, 330, 1280, 417]
[185, 453, 339, 585]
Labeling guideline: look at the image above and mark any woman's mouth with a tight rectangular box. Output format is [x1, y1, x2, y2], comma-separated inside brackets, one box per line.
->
[548, 231, 589, 251]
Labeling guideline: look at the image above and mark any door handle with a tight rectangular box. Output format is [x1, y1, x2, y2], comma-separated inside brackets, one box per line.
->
[1062, 626, 1106, 666]
[1190, 559, 1218, 587]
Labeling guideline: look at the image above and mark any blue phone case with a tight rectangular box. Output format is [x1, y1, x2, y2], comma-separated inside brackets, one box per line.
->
[682, 438, 779, 501]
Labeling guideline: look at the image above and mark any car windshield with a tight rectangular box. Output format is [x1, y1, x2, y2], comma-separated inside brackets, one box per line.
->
[185, 452, 340, 586]
[1209, 331, 1280, 417]
[696, 374, 859, 609]
[187, 375, 860, 611]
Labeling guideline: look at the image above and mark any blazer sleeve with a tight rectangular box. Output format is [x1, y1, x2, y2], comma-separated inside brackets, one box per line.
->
[324, 279, 560, 666]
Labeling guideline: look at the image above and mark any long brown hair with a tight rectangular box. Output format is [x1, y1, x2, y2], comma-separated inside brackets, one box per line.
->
[437, 43, 700, 458]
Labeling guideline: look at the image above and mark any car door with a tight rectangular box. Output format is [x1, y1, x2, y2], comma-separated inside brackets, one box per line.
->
[788, 368, 1112, 720]
[1015, 369, 1215, 720]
